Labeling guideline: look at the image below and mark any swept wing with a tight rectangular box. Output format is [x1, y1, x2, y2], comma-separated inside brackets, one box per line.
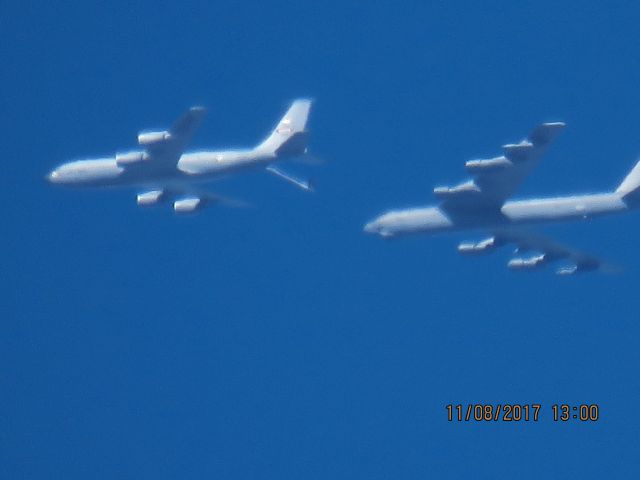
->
[459, 228, 618, 275]
[118, 106, 207, 170]
[437, 122, 565, 209]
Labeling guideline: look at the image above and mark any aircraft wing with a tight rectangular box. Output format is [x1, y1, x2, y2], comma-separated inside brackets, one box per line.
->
[136, 186, 247, 213]
[494, 229, 617, 275]
[437, 122, 565, 209]
[121, 106, 207, 170]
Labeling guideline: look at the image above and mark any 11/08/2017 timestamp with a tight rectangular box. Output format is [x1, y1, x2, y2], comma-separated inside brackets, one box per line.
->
[446, 404, 599, 422]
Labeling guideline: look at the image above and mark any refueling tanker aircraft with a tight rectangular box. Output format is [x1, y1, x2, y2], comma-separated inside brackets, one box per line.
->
[364, 122, 640, 275]
[47, 100, 314, 213]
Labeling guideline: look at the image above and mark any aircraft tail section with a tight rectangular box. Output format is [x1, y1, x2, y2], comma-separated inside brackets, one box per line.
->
[616, 159, 640, 205]
[255, 99, 312, 158]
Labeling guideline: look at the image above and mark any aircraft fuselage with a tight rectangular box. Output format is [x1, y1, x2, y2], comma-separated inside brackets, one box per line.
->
[47, 149, 274, 189]
[363, 193, 630, 237]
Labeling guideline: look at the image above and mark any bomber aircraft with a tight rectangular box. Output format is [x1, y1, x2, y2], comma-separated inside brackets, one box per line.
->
[47, 100, 314, 213]
[364, 122, 640, 275]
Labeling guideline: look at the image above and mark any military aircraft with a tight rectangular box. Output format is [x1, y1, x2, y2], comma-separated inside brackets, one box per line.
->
[47, 99, 314, 213]
[364, 122, 640, 275]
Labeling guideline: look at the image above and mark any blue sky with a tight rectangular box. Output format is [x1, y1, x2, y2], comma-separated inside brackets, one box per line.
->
[2, 1, 640, 478]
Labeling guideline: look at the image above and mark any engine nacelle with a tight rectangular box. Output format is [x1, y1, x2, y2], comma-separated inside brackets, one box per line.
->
[137, 190, 164, 206]
[138, 130, 171, 145]
[508, 254, 547, 270]
[503, 141, 533, 160]
[458, 237, 497, 255]
[433, 181, 480, 199]
[174, 197, 204, 214]
[465, 156, 512, 173]
[116, 150, 148, 166]
[557, 259, 599, 276]
[556, 265, 578, 276]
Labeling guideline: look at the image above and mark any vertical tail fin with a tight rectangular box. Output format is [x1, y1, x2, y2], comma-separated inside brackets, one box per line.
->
[256, 99, 312, 157]
[616, 159, 640, 205]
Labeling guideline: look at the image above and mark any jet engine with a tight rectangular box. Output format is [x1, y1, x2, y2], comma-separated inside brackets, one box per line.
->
[507, 254, 547, 270]
[556, 265, 578, 276]
[138, 130, 171, 145]
[137, 190, 165, 206]
[556, 259, 600, 276]
[503, 140, 533, 160]
[116, 150, 148, 166]
[174, 197, 204, 214]
[464, 156, 512, 173]
[457, 237, 498, 255]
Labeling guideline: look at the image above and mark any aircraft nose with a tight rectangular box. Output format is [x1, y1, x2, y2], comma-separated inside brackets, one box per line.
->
[363, 220, 378, 234]
[47, 170, 60, 183]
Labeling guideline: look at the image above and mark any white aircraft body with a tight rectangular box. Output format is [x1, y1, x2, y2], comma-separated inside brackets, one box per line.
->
[47, 100, 313, 213]
[364, 122, 640, 274]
